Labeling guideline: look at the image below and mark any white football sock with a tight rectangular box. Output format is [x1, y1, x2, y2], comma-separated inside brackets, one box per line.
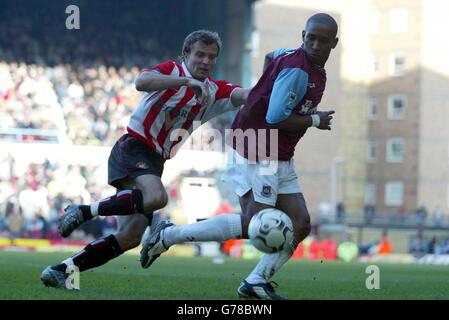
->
[62, 257, 74, 268]
[90, 201, 100, 217]
[245, 248, 293, 284]
[163, 214, 242, 247]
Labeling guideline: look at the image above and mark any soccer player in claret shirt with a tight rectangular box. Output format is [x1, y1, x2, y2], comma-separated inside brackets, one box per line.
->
[41, 30, 250, 288]
[140, 13, 338, 299]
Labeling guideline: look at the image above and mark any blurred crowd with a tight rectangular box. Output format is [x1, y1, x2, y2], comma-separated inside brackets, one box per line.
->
[0, 153, 117, 241]
[0, 61, 144, 145]
[0, 0, 235, 147]
[410, 236, 449, 255]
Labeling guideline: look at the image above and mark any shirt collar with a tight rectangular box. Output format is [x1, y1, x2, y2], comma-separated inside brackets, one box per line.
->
[181, 61, 193, 78]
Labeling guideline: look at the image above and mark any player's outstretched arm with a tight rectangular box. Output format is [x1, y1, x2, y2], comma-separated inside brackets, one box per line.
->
[268, 110, 335, 131]
[268, 113, 312, 131]
[135, 71, 210, 105]
[314, 110, 335, 130]
[135, 71, 190, 92]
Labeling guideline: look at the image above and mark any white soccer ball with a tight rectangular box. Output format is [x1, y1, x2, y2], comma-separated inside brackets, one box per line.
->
[248, 208, 294, 253]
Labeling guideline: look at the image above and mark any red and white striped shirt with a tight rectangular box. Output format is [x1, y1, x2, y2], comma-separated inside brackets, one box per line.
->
[127, 60, 240, 159]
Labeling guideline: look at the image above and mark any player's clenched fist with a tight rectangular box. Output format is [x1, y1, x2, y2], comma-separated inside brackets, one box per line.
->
[316, 110, 335, 130]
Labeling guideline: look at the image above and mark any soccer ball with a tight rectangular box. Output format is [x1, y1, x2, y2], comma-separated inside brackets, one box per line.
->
[248, 208, 294, 253]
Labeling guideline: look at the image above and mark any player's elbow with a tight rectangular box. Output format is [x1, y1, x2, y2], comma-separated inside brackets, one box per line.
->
[135, 73, 155, 92]
[135, 77, 146, 92]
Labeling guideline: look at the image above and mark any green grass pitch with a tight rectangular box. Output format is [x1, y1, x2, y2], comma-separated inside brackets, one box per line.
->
[0, 250, 448, 300]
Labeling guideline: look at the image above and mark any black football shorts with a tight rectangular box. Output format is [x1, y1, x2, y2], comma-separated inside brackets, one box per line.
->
[108, 134, 165, 189]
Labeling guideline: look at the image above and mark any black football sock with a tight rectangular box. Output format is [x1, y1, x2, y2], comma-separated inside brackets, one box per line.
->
[81, 189, 144, 220]
[71, 235, 124, 272]
[79, 205, 94, 221]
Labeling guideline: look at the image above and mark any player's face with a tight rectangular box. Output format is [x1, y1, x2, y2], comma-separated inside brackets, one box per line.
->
[302, 22, 338, 66]
[183, 41, 218, 81]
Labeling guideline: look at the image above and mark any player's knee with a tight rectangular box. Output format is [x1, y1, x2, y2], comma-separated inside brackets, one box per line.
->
[152, 189, 168, 209]
[143, 189, 168, 212]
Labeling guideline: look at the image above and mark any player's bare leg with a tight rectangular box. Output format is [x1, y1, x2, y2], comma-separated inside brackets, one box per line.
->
[59, 174, 167, 237]
[237, 192, 310, 300]
[140, 183, 247, 268]
[238, 191, 272, 238]
[140, 212, 243, 268]
[41, 174, 167, 289]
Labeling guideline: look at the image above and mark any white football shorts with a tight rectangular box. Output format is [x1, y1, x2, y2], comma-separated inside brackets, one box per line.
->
[222, 148, 302, 206]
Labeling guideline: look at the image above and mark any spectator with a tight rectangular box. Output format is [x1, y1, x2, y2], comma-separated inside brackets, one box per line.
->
[427, 236, 437, 254]
[321, 234, 338, 260]
[378, 231, 393, 254]
[6, 202, 25, 238]
[336, 202, 345, 224]
[431, 207, 444, 227]
[337, 234, 359, 262]
[409, 237, 427, 255]
[416, 206, 428, 226]
[364, 204, 376, 225]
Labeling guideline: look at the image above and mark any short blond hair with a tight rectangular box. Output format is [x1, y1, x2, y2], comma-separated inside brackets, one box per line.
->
[182, 30, 222, 57]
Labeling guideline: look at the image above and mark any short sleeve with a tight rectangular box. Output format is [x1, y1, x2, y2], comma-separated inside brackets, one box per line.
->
[140, 61, 177, 76]
[213, 80, 241, 101]
[265, 67, 309, 124]
[273, 48, 295, 59]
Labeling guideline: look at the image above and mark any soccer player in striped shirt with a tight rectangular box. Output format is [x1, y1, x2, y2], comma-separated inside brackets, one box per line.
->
[41, 30, 250, 288]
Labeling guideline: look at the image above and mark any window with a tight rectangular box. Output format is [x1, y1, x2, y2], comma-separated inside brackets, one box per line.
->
[389, 53, 406, 76]
[385, 181, 404, 206]
[386, 138, 405, 163]
[367, 139, 377, 163]
[366, 182, 376, 205]
[389, 8, 408, 33]
[387, 94, 406, 119]
[368, 97, 379, 120]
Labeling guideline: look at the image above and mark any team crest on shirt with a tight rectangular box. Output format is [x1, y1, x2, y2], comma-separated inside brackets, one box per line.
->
[261, 185, 272, 197]
[136, 162, 150, 169]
